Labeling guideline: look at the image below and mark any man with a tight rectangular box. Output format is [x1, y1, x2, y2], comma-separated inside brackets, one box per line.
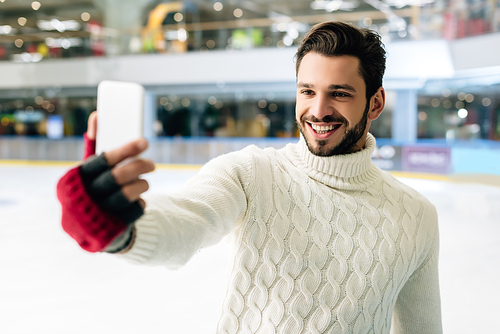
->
[57, 21, 442, 333]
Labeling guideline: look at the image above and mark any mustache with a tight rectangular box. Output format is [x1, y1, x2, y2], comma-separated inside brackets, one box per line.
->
[300, 114, 348, 125]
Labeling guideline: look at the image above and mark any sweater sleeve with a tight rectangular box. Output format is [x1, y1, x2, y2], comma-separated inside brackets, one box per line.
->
[391, 204, 443, 334]
[119, 148, 253, 269]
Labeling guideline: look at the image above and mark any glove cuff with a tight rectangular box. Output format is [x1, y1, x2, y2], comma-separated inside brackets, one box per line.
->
[104, 224, 135, 253]
[57, 167, 128, 252]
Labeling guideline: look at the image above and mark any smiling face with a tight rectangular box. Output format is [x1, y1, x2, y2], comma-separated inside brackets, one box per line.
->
[296, 53, 385, 156]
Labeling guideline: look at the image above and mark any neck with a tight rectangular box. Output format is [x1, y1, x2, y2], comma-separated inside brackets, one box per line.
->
[285, 132, 381, 190]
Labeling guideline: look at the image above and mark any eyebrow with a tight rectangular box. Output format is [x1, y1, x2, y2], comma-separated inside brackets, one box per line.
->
[296, 82, 357, 93]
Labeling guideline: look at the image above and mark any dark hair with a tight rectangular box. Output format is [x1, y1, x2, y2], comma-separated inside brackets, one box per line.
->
[295, 21, 386, 100]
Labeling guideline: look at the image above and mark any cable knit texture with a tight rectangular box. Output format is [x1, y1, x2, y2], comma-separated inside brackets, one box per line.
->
[122, 133, 442, 334]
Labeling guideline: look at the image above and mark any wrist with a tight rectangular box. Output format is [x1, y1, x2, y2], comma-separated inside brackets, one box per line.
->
[118, 225, 136, 254]
[104, 224, 136, 254]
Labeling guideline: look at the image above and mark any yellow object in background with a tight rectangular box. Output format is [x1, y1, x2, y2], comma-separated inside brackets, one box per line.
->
[142, 2, 184, 53]
[37, 43, 49, 58]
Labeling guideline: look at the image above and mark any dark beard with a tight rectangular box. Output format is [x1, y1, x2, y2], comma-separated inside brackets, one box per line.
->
[297, 101, 370, 157]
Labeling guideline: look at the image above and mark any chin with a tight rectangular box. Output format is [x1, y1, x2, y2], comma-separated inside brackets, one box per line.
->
[301, 131, 344, 156]
[300, 126, 365, 157]
[306, 139, 336, 157]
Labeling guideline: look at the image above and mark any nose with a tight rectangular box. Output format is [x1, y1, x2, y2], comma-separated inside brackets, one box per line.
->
[310, 93, 333, 121]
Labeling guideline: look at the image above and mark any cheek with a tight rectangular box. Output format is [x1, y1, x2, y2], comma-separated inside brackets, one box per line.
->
[346, 103, 367, 124]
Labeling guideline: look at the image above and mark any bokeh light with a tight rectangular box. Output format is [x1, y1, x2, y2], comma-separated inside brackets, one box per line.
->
[213, 2, 223, 11]
[208, 96, 217, 105]
[14, 39, 24, 48]
[206, 40, 216, 48]
[18, 17, 27, 26]
[81, 12, 91, 22]
[174, 13, 183, 22]
[31, 1, 41, 10]
[418, 111, 427, 121]
[233, 8, 243, 18]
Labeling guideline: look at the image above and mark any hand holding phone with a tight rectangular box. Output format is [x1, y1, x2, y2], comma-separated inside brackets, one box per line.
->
[94, 80, 154, 205]
[58, 81, 153, 253]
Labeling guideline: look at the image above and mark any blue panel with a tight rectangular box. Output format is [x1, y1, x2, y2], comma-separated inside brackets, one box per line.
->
[452, 148, 500, 175]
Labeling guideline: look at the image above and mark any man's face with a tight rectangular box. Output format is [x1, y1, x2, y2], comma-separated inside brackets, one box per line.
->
[296, 53, 374, 156]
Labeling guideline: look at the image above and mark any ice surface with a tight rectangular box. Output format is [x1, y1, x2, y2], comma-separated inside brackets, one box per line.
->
[0, 163, 498, 333]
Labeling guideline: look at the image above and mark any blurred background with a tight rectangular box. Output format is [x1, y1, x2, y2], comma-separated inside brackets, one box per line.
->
[0, 0, 498, 171]
[0, 1, 499, 334]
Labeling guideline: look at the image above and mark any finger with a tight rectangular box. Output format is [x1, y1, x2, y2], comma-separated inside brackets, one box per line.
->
[112, 159, 155, 185]
[87, 111, 97, 140]
[138, 198, 146, 210]
[121, 179, 150, 202]
[104, 138, 148, 167]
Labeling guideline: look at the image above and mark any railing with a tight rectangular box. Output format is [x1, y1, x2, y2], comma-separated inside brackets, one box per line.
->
[1, 2, 499, 63]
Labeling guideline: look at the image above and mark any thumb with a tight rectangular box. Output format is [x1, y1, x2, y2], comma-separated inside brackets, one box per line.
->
[86, 111, 97, 140]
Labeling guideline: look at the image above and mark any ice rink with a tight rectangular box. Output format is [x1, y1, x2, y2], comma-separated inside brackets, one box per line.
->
[1, 161, 499, 334]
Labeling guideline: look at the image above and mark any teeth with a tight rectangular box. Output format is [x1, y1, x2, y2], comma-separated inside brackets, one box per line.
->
[310, 123, 340, 133]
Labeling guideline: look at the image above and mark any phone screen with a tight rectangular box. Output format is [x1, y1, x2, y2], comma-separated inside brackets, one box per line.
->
[96, 80, 145, 155]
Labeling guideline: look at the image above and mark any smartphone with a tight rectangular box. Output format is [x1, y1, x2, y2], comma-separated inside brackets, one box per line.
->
[96, 80, 145, 155]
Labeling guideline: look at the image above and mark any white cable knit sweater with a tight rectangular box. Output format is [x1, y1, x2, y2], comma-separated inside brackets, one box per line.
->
[123, 133, 442, 334]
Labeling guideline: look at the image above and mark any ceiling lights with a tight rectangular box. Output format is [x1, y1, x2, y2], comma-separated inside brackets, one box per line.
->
[37, 19, 81, 32]
[310, 0, 359, 12]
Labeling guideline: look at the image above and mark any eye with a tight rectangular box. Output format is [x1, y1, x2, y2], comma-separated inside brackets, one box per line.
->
[332, 91, 350, 98]
[301, 89, 314, 96]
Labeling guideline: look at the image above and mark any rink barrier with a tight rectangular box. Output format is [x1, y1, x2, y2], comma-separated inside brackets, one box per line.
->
[0, 136, 499, 176]
[0, 136, 294, 164]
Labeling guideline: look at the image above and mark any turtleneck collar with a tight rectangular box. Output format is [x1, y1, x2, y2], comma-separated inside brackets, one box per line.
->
[283, 132, 382, 190]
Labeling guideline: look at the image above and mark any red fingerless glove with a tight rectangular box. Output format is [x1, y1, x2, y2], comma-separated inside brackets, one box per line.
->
[57, 141, 143, 252]
[57, 167, 127, 252]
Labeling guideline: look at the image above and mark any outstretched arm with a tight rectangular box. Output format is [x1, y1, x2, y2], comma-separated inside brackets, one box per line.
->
[119, 147, 252, 268]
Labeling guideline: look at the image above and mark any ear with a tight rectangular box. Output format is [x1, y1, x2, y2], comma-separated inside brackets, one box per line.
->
[368, 87, 385, 121]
